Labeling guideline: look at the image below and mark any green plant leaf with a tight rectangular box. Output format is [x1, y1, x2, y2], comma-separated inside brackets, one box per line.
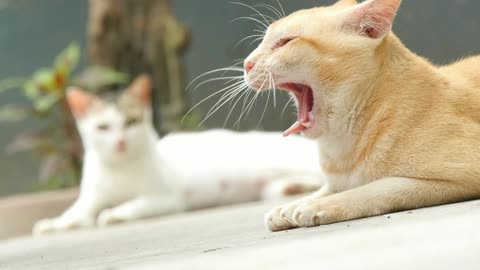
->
[34, 93, 61, 112]
[23, 80, 39, 99]
[74, 66, 130, 91]
[32, 68, 56, 91]
[0, 77, 26, 93]
[54, 42, 80, 75]
[0, 105, 29, 122]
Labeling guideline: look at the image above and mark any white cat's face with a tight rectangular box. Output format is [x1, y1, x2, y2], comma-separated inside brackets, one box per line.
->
[78, 103, 151, 162]
[68, 75, 154, 163]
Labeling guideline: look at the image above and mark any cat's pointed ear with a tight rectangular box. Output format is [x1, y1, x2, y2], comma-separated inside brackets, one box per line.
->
[67, 87, 97, 118]
[128, 74, 152, 104]
[343, 0, 402, 39]
[333, 0, 358, 8]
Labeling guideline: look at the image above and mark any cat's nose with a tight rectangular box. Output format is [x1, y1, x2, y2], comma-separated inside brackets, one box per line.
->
[116, 139, 127, 153]
[244, 61, 255, 73]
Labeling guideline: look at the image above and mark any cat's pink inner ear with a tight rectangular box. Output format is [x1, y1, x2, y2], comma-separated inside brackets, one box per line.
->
[129, 74, 152, 104]
[344, 0, 402, 38]
[67, 87, 96, 118]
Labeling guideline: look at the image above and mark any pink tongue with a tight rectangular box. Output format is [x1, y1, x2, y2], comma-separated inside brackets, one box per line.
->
[283, 88, 310, 137]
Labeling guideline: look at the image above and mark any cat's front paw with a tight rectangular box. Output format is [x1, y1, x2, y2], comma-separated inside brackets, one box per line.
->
[97, 209, 125, 227]
[264, 201, 302, 232]
[32, 218, 56, 236]
[293, 201, 345, 227]
[32, 217, 94, 236]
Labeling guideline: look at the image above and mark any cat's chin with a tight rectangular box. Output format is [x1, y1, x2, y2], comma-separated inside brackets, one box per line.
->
[278, 83, 315, 137]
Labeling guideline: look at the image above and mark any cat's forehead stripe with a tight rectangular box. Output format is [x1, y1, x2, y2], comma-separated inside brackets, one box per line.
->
[116, 92, 145, 119]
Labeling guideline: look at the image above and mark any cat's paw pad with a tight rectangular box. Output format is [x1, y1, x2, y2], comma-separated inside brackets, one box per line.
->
[97, 209, 125, 227]
[293, 203, 343, 227]
[264, 203, 299, 232]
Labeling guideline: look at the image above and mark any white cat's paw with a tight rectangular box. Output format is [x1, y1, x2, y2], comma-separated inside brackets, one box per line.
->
[32, 217, 94, 236]
[97, 209, 125, 227]
[32, 218, 56, 236]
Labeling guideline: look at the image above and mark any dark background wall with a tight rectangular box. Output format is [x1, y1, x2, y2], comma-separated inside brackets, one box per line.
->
[0, 0, 479, 196]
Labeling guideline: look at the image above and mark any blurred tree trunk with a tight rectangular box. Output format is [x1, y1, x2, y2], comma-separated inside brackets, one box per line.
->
[87, 0, 190, 134]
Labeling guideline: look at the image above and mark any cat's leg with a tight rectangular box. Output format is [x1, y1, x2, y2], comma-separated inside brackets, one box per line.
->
[269, 177, 480, 231]
[97, 195, 185, 227]
[33, 195, 105, 236]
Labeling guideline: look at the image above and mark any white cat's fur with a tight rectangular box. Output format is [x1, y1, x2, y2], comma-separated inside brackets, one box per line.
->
[33, 76, 322, 235]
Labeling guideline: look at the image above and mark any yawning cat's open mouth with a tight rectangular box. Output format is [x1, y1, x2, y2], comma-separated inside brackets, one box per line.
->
[279, 83, 314, 137]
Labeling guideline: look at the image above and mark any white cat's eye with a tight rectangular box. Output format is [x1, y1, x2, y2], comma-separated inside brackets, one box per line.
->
[273, 37, 297, 50]
[97, 123, 110, 131]
[125, 117, 140, 127]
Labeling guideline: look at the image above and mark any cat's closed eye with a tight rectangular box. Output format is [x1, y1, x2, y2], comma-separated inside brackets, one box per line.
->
[273, 37, 298, 50]
[125, 117, 140, 127]
[97, 123, 110, 131]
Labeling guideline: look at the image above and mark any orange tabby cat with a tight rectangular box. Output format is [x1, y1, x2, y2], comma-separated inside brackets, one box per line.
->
[243, 0, 480, 231]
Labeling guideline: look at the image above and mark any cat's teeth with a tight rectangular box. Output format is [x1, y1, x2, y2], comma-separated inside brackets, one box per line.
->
[302, 122, 312, 128]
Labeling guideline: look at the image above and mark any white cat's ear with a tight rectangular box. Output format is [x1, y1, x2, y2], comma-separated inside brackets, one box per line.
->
[343, 0, 402, 38]
[333, 0, 357, 8]
[67, 87, 97, 118]
[128, 74, 152, 104]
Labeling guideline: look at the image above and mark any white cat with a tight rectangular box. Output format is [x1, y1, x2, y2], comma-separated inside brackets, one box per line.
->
[33, 75, 323, 235]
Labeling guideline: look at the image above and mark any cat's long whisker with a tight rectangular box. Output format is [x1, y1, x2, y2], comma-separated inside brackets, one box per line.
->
[223, 86, 253, 127]
[250, 37, 265, 46]
[281, 95, 295, 119]
[243, 73, 268, 120]
[257, 84, 271, 128]
[234, 75, 266, 127]
[238, 69, 267, 120]
[202, 74, 266, 124]
[199, 84, 251, 126]
[255, 3, 283, 21]
[275, 0, 286, 18]
[193, 76, 244, 91]
[269, 72, 277, 108]
[230, 2, 271, 29]
[208, 80, 248, 114]
[235, 34, 265, 48]
[204, 89, 246, 122]
[253, 29, 267, 35]
[251, 12, 276, 23]
[234, 90, 257, 128]
[244, 89, 261, 121]
[231, 16, 268, 31]
[182, 80, 245, 122]
[186, 67, 244, 91]
[238, 85, 255, 120]
[206, 78, 247, 110]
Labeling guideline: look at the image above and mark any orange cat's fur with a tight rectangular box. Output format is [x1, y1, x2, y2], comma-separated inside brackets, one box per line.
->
[243, 0, 480, 231]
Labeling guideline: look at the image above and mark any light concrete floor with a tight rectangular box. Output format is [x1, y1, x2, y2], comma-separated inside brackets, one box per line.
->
[0, 199, 479, 270]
